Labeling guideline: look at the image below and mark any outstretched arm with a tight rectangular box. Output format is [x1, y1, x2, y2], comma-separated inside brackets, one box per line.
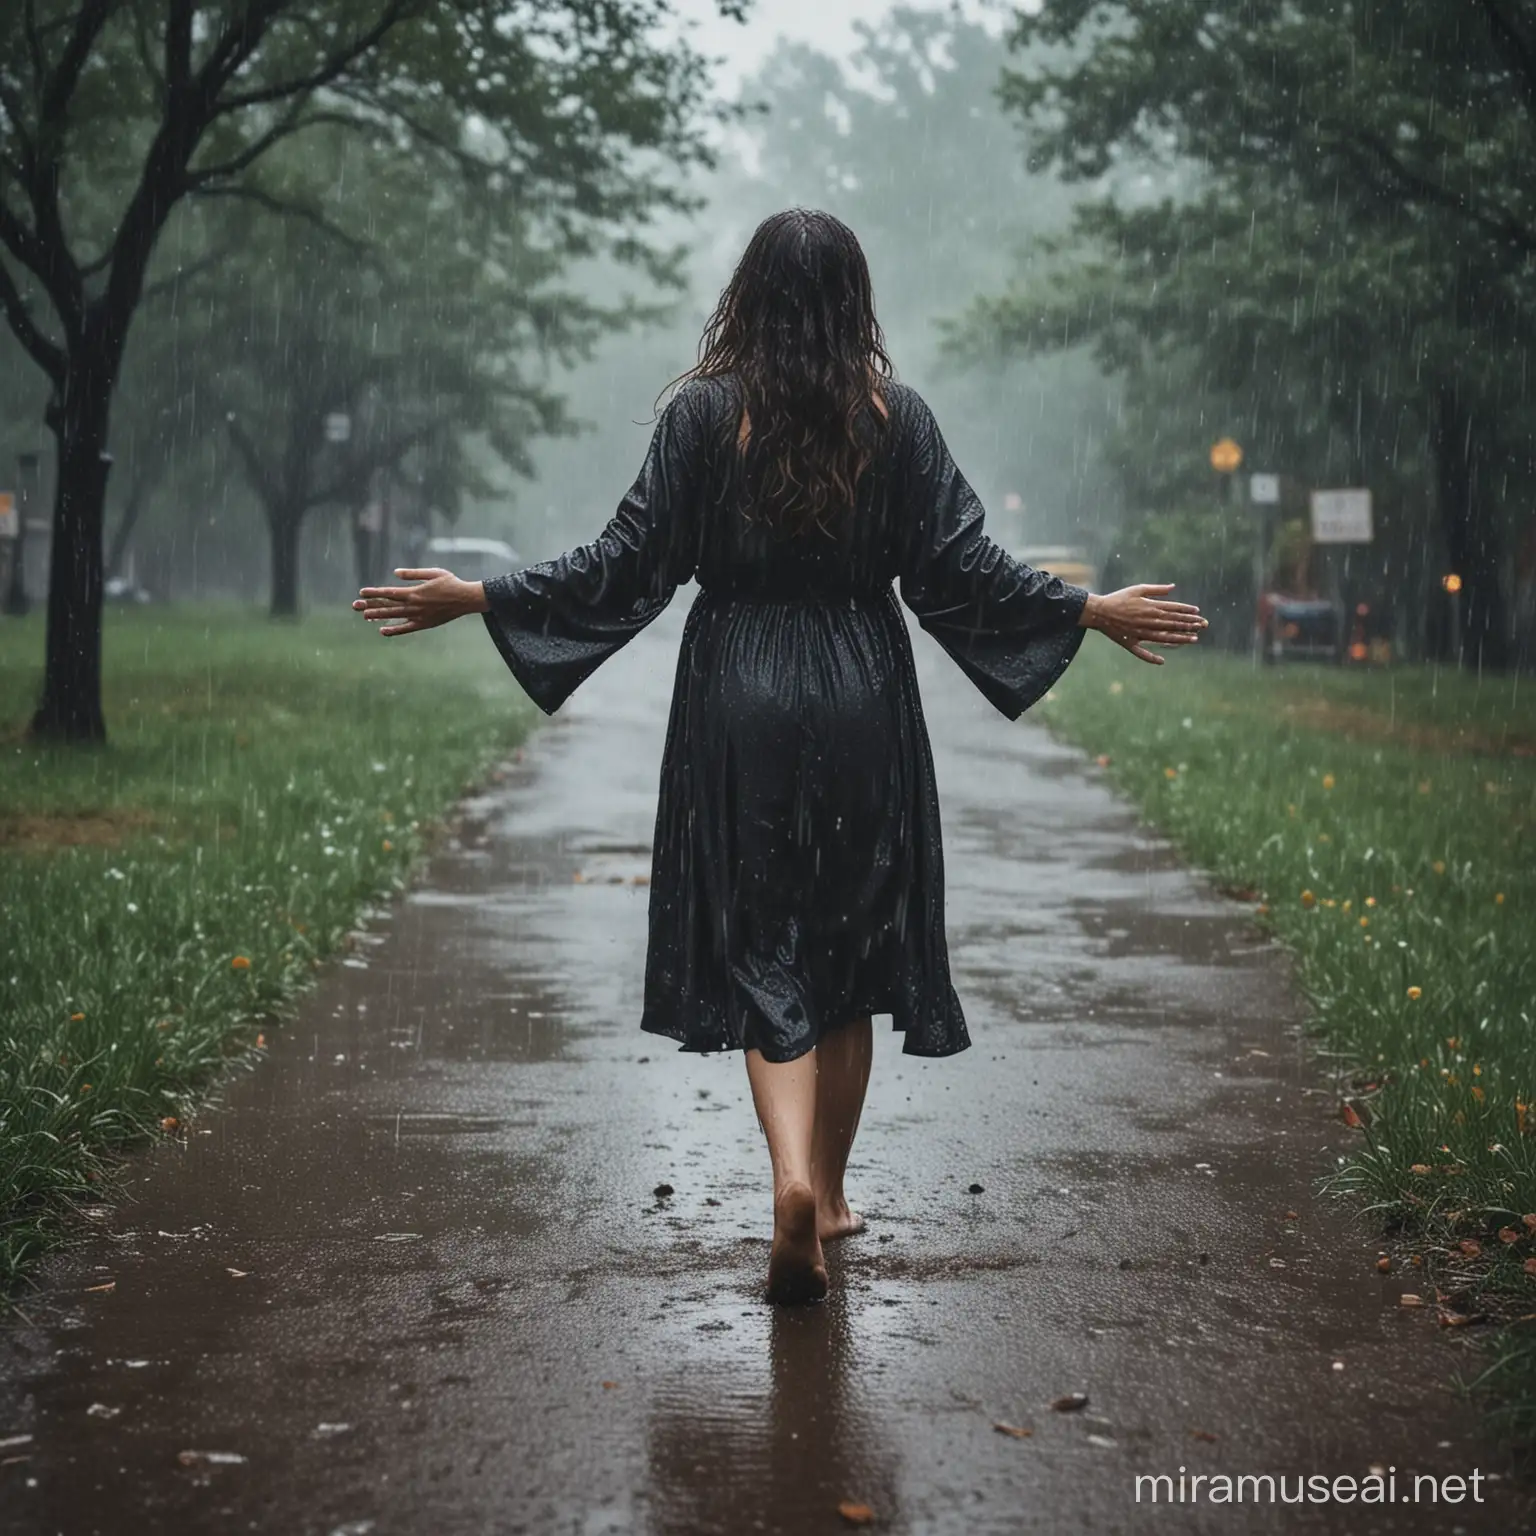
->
[353, 384, 709, 713]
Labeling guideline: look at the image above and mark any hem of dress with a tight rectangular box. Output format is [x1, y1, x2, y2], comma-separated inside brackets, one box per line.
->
[639, 1004, 971, 1063]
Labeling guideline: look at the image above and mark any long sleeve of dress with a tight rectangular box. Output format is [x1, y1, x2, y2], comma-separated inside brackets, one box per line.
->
[898, 393, 1090, 720]
[480, 386, 708, 714]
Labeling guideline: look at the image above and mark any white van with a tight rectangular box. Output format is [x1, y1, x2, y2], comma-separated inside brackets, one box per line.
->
[423, 536, 521, 584]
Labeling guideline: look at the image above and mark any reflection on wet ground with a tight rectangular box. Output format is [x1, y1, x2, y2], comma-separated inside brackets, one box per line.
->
[1, 602, 1529, 1533]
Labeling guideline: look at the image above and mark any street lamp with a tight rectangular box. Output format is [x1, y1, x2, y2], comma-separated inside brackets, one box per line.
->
[4, 450, 40, 616]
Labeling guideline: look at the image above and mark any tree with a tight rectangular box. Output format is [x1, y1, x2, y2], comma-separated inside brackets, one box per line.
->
[0, 0, 725, 741]
[987, 0, 1536, 668]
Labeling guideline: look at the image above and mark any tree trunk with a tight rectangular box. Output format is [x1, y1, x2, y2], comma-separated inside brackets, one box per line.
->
[269, 510, 304, 618]
[29, 399, 113, 743]
[1433, 385, 1510, 671]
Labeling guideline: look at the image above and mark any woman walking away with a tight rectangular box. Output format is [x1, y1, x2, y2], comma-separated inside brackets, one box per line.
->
[354, 209, 1206, 1305]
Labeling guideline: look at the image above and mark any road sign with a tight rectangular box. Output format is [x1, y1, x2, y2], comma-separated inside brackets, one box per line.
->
[1210, 437, 1243, 473]
[0, 492, 16, 539]
[1310, 488, 1373, 544]
[1249, 473, 1280, 505]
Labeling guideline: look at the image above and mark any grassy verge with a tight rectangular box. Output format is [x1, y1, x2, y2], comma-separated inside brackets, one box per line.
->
[1, 605, 533, 1290]
[1041, 643, 1536, 1441]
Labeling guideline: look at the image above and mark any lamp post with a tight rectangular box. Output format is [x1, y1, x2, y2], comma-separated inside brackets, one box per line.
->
[4, 450, 40, 616]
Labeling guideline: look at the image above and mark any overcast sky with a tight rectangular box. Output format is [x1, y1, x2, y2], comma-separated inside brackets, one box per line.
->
[669, 0, 1017, 93]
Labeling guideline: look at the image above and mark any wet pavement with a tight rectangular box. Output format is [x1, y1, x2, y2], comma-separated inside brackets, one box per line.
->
[2, 600, 1530, 1534]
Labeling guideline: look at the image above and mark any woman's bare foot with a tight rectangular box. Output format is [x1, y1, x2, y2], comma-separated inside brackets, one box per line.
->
[766, 1182, 828, 1304]
[816, 1195, 866, 1241]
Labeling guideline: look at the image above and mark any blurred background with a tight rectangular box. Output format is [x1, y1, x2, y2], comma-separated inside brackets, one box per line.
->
[3, 0, 1534, 693]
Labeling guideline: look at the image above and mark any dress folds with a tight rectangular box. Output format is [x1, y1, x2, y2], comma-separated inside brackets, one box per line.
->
[481, 376, 1088, 1062]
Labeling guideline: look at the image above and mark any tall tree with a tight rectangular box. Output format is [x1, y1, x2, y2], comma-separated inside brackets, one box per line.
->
[991, 0, 1536, 668]
[0, 0, 725, 741]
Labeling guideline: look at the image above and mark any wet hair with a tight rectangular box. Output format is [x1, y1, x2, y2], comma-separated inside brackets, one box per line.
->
[674, 209, 893, 536]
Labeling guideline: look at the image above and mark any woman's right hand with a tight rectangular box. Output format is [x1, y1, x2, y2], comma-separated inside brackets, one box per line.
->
[1078, 584, 1207, 665]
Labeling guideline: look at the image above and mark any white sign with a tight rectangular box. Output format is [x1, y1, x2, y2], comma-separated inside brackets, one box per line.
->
[0, 492, 15, 539]
[1310, 488, 1373, 544]
[324, 412, 352, 444]
[1249, 473, 1280, 505]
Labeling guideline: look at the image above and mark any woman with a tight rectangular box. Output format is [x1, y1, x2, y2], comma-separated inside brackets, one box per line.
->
[354, 210, 1205, 1306]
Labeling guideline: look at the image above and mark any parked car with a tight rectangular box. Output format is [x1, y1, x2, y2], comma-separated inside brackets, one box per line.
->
[103, 574, 154, 604]
[422, 536, 521, 584]
[1257, 593, 1342, 664]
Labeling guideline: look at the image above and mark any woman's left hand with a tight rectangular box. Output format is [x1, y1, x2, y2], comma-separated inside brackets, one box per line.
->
[353, 568, 489, 636]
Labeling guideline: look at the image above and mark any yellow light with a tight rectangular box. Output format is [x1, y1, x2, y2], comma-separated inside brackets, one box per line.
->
[1442, 573, 1463, 594]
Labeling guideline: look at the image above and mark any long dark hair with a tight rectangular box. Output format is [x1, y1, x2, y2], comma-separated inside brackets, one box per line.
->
[675, 209, 893, 536]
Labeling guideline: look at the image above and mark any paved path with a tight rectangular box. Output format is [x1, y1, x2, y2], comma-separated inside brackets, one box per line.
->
[2, 602, 1528, 1534]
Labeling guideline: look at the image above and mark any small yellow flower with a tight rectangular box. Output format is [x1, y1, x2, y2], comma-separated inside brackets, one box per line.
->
[1417, 780, 1432, 795]
[231, 955, 251, 971]
[69, 1011, 85, 1022]
[1322, 773, 1336, 790]
[1364, 896, 1376, 908]
[1300, 889, 1317, 909]
[1433, 860, 1446, 875]
[1472, 1086, 1486, 1103]
[382, 839, 393, 852]
[1109, 681, 1124, 696]
[1407, 986, 1422, 1001]
[1164, 766, 1178, 779]
[1287, 803, 1297, 817]
[1359, 916, 1369, 928]
[1495, 892, 1505, 905]
[80, 1083, 91, 1093]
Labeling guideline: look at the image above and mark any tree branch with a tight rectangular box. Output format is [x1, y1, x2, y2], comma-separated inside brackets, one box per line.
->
[0, 252, 65, 383]
[1330, 123, 1536, 256]
[1481, 0, 1536, 116]
[186, 107, 359, 186]
[207, 1, 416, 112]
[183, 183, 373, 255]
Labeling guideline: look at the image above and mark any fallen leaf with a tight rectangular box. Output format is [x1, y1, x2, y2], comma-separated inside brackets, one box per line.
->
[1523, 1258, 1536, 1276]
[177, 1449, 246, 1466]
[225, 1268, 248, 1279]
[1340, 1101, 1366, 1129]
[1438, 1309, 1486, 1328]
[1399, 1293, 1425, 1307]
[84, 1281, 116, 1294]
[86, 1404, 120, 1420]
[601, 1381, 618, 1390]
[1499, 1227, 1520, 1245]
[1375, 1256, 1392, 1273]
[1051, 1393, 1090, 1413]
[1190, 1429, 1219, 1442]
[1458, 1239, 1483, 1258]
[993, 1422, 1033, 1439]
[837, 1502, 876, 1526]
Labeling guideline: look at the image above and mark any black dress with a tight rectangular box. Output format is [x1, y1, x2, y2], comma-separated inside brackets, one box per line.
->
[481, 377, 1089, 1063]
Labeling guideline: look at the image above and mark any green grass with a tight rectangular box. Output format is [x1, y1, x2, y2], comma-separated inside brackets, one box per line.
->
[1041, 643, 1536, 1440]
[0, 604, 534, 1290]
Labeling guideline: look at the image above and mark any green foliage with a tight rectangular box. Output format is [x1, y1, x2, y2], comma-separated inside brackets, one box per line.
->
[0, 605, 534, 1287]
[959, 0, 1536, 668]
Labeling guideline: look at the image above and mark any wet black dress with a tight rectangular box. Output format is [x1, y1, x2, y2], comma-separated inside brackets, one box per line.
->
[481, 377, 1089, 1062]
